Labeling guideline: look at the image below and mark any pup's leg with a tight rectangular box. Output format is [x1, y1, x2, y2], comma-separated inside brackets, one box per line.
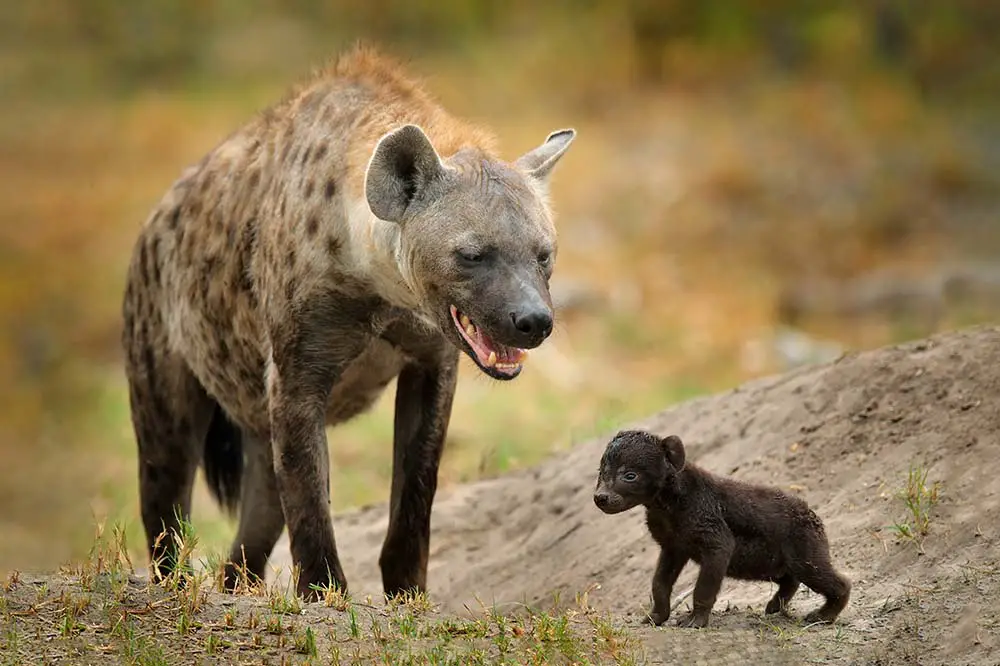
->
[648, 549, 687, 626]
[678, 541, 733, 628]
[801, 563, 851, 624]
[797, 533, 851, 624]
[765, 574, 800, 615]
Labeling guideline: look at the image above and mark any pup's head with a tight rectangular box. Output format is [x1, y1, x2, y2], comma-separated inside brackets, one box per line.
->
[365, 124, 575, 380]
[593, 430, 687, 514]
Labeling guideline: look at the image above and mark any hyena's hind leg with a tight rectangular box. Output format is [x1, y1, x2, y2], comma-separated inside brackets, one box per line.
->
[125, 343, 217, 581]
[217, 431, 287, 591]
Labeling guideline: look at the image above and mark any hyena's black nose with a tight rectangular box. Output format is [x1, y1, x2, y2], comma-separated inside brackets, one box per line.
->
[594, 492, 611, 509]
[510, 308, 553, 346]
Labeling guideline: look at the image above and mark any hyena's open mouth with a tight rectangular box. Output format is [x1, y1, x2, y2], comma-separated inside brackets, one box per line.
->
[449, 305, 526, 379]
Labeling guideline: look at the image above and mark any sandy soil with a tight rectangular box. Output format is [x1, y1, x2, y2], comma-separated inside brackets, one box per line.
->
[267, 324, 1000, 665]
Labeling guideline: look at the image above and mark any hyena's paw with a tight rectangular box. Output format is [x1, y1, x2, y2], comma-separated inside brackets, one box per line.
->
[676, 611, 711, 628]
[295, 564, 348, 602]
[647, 609, 670, 627]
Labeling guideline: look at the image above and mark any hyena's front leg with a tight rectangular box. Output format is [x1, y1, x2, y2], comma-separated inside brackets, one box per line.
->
[265, 305, 369, 599]
[268, 367, 346, 599]
[379, 351, 459, 597]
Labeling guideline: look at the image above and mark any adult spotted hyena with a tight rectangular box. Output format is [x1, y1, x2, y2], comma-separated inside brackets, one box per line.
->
[121, 45, 575, 599]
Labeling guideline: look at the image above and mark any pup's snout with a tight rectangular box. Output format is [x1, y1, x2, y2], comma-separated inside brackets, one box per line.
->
[509, 306, 553, 347]
[593, 492, 612, 510]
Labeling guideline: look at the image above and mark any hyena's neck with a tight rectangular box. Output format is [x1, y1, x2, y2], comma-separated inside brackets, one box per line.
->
[343, 195, 423, 311]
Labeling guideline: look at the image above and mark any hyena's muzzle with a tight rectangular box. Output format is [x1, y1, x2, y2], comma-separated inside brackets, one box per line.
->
[448, 260, 554, 380]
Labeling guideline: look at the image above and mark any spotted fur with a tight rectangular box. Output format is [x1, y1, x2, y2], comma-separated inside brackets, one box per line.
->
[122, 44, 575, 599]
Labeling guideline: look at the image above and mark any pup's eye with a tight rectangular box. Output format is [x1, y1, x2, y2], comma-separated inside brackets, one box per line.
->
[622, 471, 638, 483]
[538, 251, 553, 266]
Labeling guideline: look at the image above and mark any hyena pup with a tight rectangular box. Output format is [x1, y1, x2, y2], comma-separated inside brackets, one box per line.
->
[121, 44, 575, 599]
[593, 430, 851, 628]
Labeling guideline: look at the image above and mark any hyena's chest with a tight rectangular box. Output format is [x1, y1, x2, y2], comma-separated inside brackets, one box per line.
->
[322, 311, 450, 425]
[323, 338, 409, 426]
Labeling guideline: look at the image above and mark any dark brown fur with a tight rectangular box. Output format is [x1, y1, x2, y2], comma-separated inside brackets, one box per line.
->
[593, 430, 851, 628]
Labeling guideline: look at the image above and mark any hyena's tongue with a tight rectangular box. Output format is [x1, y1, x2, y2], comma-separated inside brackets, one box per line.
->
[450, 305, 526, 375]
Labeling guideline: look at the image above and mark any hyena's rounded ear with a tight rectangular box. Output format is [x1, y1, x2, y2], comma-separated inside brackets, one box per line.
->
[515, 128, 576, 183]
[660, 435, 686, 471]
[365, 124, 447, 223]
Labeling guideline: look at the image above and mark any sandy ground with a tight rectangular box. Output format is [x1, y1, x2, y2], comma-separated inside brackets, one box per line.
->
[260, 325, 1000, 664]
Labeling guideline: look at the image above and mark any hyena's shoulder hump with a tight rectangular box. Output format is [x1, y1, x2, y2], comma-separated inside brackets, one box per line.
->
[310, 45, 500, 179]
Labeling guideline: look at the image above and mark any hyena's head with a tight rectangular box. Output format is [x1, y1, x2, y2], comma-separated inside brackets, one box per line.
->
[365, 124, 575, 380]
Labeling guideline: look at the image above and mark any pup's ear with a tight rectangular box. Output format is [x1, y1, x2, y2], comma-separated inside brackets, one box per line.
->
[660, 435, 686, 471]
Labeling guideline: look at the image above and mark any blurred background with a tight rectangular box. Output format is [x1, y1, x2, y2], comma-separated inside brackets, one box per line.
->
[1, 0, 998, 573]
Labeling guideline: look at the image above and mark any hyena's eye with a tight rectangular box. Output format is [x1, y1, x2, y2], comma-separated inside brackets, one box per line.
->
[622, 471, 638, 483]
[537, 251, 553, 267]
[456, 249, 484, 267]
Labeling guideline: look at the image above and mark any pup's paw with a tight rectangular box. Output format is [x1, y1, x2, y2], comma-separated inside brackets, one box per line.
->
[803, 611, 835, 626]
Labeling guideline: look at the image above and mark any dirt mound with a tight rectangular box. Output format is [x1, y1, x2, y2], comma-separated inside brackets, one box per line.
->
[272, 325, 1000, 664]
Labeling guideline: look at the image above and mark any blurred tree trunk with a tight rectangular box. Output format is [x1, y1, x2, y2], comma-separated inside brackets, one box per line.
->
[872, 0, 911, 64]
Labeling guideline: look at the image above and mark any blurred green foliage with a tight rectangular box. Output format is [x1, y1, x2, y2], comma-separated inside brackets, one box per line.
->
[2, 0, 999, 98]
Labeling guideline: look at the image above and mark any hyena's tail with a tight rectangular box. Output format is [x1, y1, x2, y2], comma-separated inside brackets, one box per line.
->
[203, 404, 243, 517]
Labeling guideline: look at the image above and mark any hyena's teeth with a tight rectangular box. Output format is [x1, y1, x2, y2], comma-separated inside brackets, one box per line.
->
[465, 323, 476, 337]
[460, 314, 471, 328]
[486, 351, 497, 367]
